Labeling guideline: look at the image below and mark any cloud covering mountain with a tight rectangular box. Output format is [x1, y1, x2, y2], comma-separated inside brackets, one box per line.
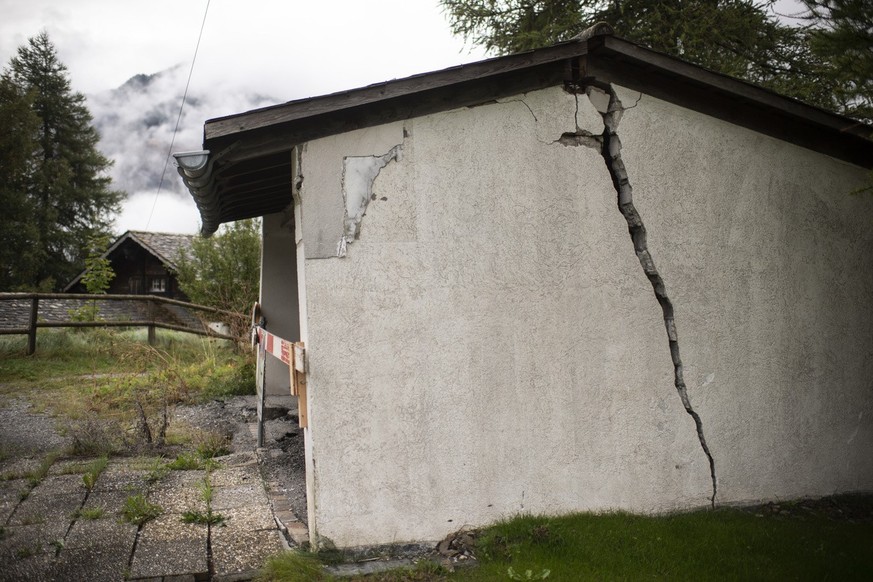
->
[88, 66, 278, 233]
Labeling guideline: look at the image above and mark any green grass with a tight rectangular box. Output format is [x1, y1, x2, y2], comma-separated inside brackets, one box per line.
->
[258, 505, 873, 581]
[257, 551, 330, 581]
[448, 509, 873, 581]
[0, 328, 254, 427]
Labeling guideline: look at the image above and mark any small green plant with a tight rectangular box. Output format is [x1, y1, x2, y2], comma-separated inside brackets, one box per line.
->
[16, 546, 38, 559]
[25, 450, 59, 489]
[182, 508, 225, 526]
[144, 458, 170, 484]
[68, 235, 115, 323]
[73, 507, 105, 520]
[121, 494, 161, 526]
[182, 474, 224, 525]
[81, 455, 108, 491]
[194, 430, 231, 459]
[166, 453, 219, 471]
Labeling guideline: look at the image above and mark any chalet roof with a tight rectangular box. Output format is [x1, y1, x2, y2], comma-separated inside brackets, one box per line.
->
[126, 231, 194, 269]
[175, 25, 873, 236]
[63, 231, 194, 292]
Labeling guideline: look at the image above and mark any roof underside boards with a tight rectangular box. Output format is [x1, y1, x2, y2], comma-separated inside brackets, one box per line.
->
[178, 31, 873, 236]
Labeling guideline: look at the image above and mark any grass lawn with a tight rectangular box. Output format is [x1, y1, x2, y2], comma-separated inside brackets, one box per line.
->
[0, 328, 253, 415]
[0, 328, 254, 455]
[259, 499, 873, 581]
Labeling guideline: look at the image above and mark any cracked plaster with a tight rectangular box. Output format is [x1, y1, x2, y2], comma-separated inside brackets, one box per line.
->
[287, 83, 873, 548]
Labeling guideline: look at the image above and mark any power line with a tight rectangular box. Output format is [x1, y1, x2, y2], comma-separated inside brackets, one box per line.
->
[144, 0, 211, 231]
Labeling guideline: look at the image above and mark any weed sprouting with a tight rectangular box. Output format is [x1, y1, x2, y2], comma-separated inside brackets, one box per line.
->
[181, 473, 224, 526]
[24, 450, 59, 489]
[121, 494, 161, 526]
[73, 507, 105, 520]
[182, 508, 225, 526]
[166, 453, 219, 471]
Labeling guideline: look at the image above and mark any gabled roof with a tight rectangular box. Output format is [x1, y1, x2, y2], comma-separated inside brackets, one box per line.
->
[63, 231, 194, 292]
[175, 25, 873, 236]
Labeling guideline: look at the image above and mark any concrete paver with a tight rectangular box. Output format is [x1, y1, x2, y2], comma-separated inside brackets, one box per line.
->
[0, 553, 53, 582]
[81, 489, 132, 517]
[128, 514, 208, 580]
[64, 517, 137, 550]
[211, 528, 284, 582]
[0, 478, 29, 524]
[211, 484, 270, 511]
[7, 493, 81, 538]
[1, 399, 304, 581]
[50, 545, 131, 582]
[0, 524, 58, 560]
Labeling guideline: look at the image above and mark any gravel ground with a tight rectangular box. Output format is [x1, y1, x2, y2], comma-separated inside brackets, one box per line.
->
[0, 394, 308, 524]
[0, 398, 71, 456]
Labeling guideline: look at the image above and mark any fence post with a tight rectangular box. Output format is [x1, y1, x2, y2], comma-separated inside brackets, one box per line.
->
[27, 296, 39, 355]
[147, 299, 156, 346]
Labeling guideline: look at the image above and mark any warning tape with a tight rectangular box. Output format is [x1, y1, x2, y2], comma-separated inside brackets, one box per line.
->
[255, 326, 292, 366]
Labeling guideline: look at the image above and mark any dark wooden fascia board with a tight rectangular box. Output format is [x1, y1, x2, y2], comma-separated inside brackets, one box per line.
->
[204, 41, 590, 144]
[586, 37, 873, 168]
[207, 57, 578, 164]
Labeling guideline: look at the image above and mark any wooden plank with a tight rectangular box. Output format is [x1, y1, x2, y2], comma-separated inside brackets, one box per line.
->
[297, 380, 308, 429]
[293, 343, 305, 373]
[288, 351, 297, 397]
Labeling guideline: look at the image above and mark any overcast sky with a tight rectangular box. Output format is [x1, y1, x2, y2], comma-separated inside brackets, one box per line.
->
[0, 0, 805, 236]
[0, 0, 489, 234]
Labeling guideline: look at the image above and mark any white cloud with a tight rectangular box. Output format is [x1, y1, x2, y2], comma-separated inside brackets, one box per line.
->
[0, 0, 487, 234]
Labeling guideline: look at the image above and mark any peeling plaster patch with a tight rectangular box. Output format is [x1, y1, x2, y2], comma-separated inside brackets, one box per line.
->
[338, 144, 403, 257]
[575, 83, 719, 507]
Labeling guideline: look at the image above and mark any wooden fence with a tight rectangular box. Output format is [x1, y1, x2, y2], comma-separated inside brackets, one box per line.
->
[0, 293, 247, 355]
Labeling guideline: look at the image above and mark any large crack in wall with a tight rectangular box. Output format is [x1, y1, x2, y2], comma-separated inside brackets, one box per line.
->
[559, 84, 718, 507]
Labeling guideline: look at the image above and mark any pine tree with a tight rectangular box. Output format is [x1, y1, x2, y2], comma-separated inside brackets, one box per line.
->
[440, 0, 837, 112]
[1, 31, 122, 290]
[0, 77, 41, 289]
[801, 0, 873, 123]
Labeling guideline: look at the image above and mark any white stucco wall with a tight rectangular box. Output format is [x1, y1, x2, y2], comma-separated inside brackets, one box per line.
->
[293, 84, 873, 548]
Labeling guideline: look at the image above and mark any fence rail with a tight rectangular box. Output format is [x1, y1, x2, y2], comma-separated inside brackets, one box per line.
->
[0, 292, 246, 354]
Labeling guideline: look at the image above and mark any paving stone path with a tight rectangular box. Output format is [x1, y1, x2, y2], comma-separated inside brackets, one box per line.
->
[0, 405, 307, 581]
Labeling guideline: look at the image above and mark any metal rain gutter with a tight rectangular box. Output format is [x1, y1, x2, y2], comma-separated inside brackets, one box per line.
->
[173, 149, 221, 236]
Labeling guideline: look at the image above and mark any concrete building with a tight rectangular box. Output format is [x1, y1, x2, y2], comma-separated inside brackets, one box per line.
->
[175, 27, 873, 549]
